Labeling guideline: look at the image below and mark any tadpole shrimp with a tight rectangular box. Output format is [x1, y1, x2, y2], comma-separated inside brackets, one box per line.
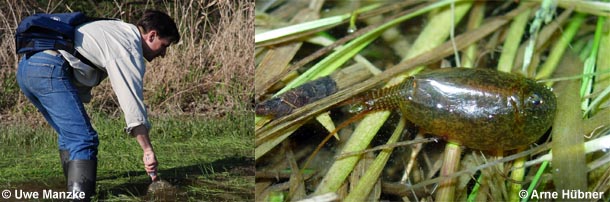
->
[306, 67, 556, 167]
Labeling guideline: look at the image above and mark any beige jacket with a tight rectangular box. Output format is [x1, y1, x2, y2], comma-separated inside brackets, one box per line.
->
[59, 20, 150, 133]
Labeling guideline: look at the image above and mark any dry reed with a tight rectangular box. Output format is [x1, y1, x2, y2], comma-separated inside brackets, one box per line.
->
[0, 0, 254, 123]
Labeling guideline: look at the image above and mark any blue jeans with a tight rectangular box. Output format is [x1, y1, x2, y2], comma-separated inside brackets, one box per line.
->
[16, 51, 98, 161]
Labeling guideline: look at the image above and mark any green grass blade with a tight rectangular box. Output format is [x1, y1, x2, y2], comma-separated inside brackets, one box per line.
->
[498, 3, 531, 73]
[255, 15, 347, 44]
[274, 31, 377, 95]
[254, 4, 381, 44]
[521, 160, 549, 202]
[536, 12, 586, 80]
[343, 117, 405, 201]
[584, 14, 610, 115]
[581, 15, 604, 114]
[537, 0, 610, 17]
[467, 174, 484, 202]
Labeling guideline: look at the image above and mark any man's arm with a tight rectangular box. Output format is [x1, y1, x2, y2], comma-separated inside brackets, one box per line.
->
[132, 125, 158, 181]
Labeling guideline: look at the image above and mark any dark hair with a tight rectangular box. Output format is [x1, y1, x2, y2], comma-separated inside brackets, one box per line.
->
[137, 10, 180, 43]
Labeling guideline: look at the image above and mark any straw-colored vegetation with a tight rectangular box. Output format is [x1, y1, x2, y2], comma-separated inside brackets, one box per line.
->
[0, 0, 254, 121]
[255, 1, 610, 201]
[0, 0, 254, 201]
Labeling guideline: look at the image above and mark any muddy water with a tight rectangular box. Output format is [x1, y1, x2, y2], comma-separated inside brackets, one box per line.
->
[145, 179, 179, 201]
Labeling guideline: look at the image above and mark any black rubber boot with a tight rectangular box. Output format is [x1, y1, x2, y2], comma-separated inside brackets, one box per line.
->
[67, 160, 97, 202]
[59, 150, 70, 178]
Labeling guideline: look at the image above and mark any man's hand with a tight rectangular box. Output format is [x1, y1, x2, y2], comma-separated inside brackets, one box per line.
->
[143, 148, 158, 181]
[132, 125, 158, 181]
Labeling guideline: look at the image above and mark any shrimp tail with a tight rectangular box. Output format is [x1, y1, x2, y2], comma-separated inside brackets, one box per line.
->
[301, 110, 372, 172]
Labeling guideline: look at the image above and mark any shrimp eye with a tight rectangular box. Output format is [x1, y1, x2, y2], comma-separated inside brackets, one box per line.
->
[529, 94, 543, 106]
[533, 99, 542, 106]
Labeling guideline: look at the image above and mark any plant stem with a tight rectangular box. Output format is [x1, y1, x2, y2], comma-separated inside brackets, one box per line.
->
[344, 117, 405, 201]
[498, 3, 531, 73]
[436, 143, 462, 201]
[461, 1, 485, 68]
[551, 80, 588, 192]
[536, 12, 586, 80]
[509, 149, 527, 202]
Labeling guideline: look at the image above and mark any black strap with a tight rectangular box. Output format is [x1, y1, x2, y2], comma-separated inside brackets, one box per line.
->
[74, 51, 99, 69]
